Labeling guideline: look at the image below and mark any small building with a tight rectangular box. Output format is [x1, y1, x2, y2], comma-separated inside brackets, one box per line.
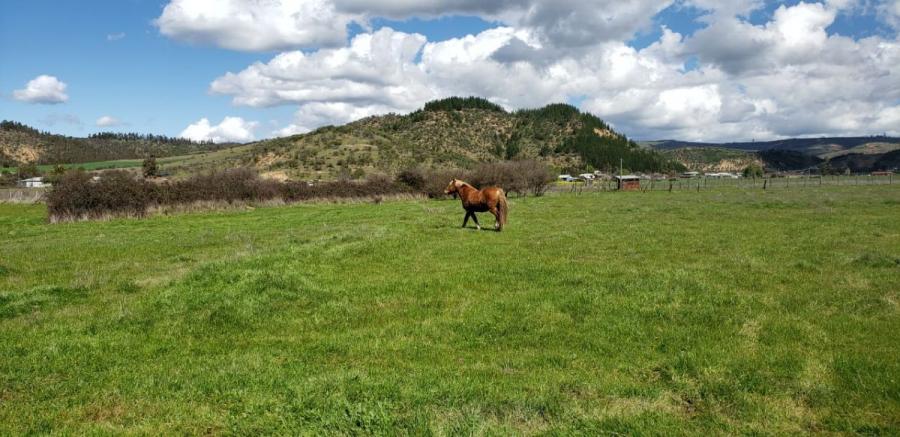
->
[616, 175, 641, 191]
[578, 173, 595, 180]
[871, 171, 893, 176]
[17, 177, 49, 188]
[706, 172, 739, 179]
[681, 171, 700, 178]
[558, 174, 577, 182]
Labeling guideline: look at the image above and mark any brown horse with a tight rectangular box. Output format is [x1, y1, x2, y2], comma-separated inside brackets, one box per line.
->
[444, 179, 508, 231]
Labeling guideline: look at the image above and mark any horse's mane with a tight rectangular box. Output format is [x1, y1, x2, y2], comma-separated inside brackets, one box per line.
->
[456, 180, 474, 189]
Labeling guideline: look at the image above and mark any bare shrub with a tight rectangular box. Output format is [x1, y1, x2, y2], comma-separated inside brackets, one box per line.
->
[467, 160, 552, 196]
[47, 170, 154, 221]
[396, 167, 461, 198]
[48, 168, 413, 222]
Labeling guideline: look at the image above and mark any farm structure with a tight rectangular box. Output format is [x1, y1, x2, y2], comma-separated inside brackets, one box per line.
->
[616, 175, 641, 191]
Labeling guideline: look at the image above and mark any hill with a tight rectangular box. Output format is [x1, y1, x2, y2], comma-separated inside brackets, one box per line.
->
[646, 136, 900, 156]
[183, 98, 683, 179]
[649, 137, 900, 173]
[0, 120, 232, 167]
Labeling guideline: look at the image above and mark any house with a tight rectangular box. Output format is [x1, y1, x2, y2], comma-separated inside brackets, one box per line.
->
[558, 174, 577, 182]
[615, 175, 641, 191]
[578, 173, 595, 180]
[17, 177, 49, 188]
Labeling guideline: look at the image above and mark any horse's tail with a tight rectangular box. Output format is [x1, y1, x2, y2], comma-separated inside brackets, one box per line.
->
[497, 189, 508, 231]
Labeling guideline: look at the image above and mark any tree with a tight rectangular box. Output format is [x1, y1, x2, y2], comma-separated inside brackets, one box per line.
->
[16, 162, 40, 179]
[505, 142, 520, 160]
[743, 163, 764, 178]
[45, 164, 67, 184]
[819, 158, 835, 175]
[142, 156, 158, 178]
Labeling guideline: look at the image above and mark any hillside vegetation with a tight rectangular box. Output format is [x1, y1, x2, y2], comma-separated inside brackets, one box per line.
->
[1, 187, 898, 433]
[194, 98, 683, 179]
[661, 147, 762, 172]
[0, 121, 230, 167]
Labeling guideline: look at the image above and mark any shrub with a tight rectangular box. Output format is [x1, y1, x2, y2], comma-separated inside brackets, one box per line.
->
[47, 170, 154, 221]
[143, 156, 158, 178]
[743, 163, 764, 178]
[467, 160, 552, 196]
[398, 160, 552, 198]
[47, 168, 414, 222]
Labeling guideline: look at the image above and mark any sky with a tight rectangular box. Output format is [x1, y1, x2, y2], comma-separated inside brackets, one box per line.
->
[1, 0, 899, 143]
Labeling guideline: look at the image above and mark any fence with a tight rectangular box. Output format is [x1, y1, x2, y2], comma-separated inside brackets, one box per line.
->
[551, 173, 896, 194]
[0, 188, 46, 203]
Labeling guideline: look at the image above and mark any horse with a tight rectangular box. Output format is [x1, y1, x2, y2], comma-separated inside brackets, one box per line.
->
[444, 179, 508, 231]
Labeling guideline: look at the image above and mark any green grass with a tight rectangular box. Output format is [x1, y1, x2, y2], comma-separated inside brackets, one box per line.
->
[0, 153, 229, 175]
[2, 159, 143, 174]
[1, 186, 899, 434]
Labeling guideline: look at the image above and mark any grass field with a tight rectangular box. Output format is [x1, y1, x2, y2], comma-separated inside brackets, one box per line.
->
[1, 186, 898, 434]
[0, 152, 233, 175]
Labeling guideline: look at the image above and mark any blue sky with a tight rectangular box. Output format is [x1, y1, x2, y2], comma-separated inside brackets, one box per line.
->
[2, 0, 898, 142]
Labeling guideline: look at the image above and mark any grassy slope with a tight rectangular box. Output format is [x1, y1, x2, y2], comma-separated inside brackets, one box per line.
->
[1, 187, 899, 434]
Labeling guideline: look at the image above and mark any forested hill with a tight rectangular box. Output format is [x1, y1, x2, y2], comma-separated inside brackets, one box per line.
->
[0, 120, 232, 166]
[212, 97, 683, 179]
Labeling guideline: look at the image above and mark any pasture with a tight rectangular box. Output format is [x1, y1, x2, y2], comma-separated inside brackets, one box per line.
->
[1, 186, 898, 434]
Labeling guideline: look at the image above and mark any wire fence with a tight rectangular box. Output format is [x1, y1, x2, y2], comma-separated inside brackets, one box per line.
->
[0, 188, 47, 203]
[550, 173, 896, 194]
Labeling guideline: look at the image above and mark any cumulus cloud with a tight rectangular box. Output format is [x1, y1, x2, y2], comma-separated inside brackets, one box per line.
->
[180, 117, 258, 143]
[193, 0, 900, 141]
[210, 28, 432, 109]
[13, 75, 69, 104]
[96, 116, 123, 127]
[155, 0, 356, 51]
[156, 0, 674, 52]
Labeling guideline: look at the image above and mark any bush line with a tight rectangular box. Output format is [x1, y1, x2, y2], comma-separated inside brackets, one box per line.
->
[46, 160, 553, 222]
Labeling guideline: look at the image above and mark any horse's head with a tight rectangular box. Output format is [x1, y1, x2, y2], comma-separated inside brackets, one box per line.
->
[444, 178, 461, 195]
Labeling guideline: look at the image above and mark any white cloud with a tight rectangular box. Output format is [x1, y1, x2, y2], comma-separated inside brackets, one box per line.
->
[882, 0, 900, 28]
[107, 32, 126, 41]
[156, 0, 674, 52]
[182, 0, 900, 141]
[337, 0, 673, 48]
[180, 117, 258, 143]
[155, 0, 356, 51]
[95, 116, 123, 127]
[210, 28, 432, 109]
[13, 75, 69, 104]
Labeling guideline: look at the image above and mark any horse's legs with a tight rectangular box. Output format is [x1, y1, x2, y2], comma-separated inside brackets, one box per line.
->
[489, 206, 500, 230]
[470, 213, 481, 230]
[462, 211, 471, 228]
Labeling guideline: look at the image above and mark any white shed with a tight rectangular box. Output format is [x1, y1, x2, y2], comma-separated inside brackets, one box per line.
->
[17, 177, 49, 188]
